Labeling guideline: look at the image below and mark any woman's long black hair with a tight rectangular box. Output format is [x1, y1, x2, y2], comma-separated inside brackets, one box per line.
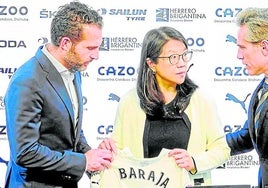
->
[137, 26, 198, 116]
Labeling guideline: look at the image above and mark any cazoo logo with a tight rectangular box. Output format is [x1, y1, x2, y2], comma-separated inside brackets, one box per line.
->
[0, 5, 28, 16]
[224, 124, 242, 133]
[98, 66, 136, 76]
[98, 125, 113, 135]
[0, 125, 7, 135]
[215, 66, 248, 76]
[215, 8, 242, 18]
[187, 37, 204, 47]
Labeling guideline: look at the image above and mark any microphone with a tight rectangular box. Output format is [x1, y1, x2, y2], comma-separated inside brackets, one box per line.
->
[187, 63, 194, 72]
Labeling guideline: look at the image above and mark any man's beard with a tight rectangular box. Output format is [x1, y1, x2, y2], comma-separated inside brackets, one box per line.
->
[64, 51, 82, 72]
[66, 60, 81, 73]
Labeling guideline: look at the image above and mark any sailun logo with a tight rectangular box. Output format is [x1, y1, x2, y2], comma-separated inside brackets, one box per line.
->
[96, 8, 147, 21]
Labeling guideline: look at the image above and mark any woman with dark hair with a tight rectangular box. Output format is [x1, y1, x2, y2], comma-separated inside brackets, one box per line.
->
[99, 26, 230, 187]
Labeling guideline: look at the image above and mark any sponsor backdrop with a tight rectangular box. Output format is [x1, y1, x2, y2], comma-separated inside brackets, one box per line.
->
[0, 0, 266, 187]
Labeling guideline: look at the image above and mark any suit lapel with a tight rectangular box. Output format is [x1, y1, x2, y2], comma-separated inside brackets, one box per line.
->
[36, 46, 75, 128]
[249, 79, 266, 140]
[48, 72, 75, 125]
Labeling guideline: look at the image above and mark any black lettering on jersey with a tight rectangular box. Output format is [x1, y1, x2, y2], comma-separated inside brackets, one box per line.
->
[118, 167, 169, 187]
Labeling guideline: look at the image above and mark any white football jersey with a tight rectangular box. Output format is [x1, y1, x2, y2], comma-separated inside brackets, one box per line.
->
[90, 148, 190, 188]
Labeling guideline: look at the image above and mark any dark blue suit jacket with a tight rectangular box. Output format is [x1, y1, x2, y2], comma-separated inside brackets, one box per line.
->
[226, 78, 268, 187]
[4, 46, 91, 188]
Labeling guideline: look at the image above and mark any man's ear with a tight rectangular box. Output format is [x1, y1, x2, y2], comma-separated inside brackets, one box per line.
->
[261, 40, 268, 50]
[59, 37, 72, 51]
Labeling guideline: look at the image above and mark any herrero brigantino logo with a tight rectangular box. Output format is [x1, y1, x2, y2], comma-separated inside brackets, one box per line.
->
[100, 37, 142, 51]
[156, 8, 206, 22]
[118, 167, 169, 187]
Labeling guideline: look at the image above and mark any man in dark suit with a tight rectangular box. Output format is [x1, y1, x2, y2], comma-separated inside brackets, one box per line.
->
[226, 7, 268, 188]
[4, 1, 113, 187]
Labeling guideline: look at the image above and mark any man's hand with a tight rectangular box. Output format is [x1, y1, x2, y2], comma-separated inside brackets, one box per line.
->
[84, 149, 113, 172]
[98, 138, 117, 154]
